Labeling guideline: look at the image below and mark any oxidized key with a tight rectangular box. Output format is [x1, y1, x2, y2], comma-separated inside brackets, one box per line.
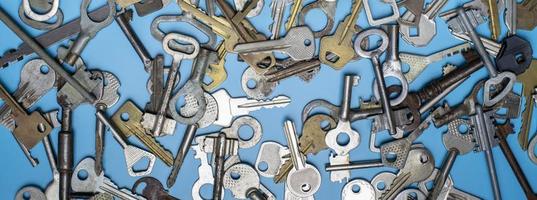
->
[133, 177, 178, 200]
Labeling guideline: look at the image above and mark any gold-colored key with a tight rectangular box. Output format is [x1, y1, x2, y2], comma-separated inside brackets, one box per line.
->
[484, 0, 501, 40]
[285, 0, 303, 31]
[111, 100, 174, 166]
[203, 43, 228, 91]
[517, 60, 537, 150]
[273, 114, 336, 183]
[319, 0, 362, 69]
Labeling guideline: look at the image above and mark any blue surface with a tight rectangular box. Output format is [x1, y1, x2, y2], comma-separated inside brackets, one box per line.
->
[1, 0, 537, 199]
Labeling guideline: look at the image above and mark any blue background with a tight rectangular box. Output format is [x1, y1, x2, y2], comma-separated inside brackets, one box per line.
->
[1, 0, 537, 199]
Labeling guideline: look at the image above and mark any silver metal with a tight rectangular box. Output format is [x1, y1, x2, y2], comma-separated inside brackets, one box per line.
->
[270, 0, 292, 39]
[354, 29, 395, 135]
[213, 133, 227, 200]
[223, 163, 261, 199]
[191, 144, 220, 200]
[374, 25, 408, 106]
[167, 124, 198, 188]
[342, 179, 376, 200]
[43, 136, 59, 200]
[96, 111, 156, 177]
[64, 0, 116, 66]
[255, 142, 288, 177]
[18, 2, 63, 31]
[15, 186, 46, 200]
[400, 0, 449, 47]
[212, 89, 290, 127]
[22, 0, 59, 21]
[529, 132, 537, 164]
[71, 157, 145, 200]
[474, 105, 501, 199]
[372, 172, 396, 198]
[363, 0, 400, 26]
[234, 0, 264, 17]
[234, 26, 315, 61]
[395, 189, 426, 200]
[380, 121, 430, 169]
[298, 0, 337, 38]
[180, 92, 218, 128]
[283, 120, 321, 197]
[505, 0, 517, 35]
[457, 8, 516, 107]
[150, 14, 216, 50]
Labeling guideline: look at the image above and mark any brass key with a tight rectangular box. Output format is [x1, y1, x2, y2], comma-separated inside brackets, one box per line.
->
[517, 60, 537, 150]
[111, 100, 174, 166]
[319, 0, 362, 69]
[0, 81, 52, 150]
[204, 43, 228, 91]
[285, 0, 303, 31]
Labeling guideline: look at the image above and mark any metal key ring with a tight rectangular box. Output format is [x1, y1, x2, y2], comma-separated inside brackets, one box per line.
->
[18, 4, 63, 30]
[22, 0, 59, 22]
[150, 15, 217, 51]
[354, 29, 389, 58]
[80, 0, 116, 35]
[222, 116, 263, 149]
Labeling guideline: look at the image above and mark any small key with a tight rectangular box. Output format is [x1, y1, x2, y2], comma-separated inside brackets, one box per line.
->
[64, 0, 116, 66]
[111, 100, 174, 166]
[0, 79, 52, 150]
[427, 119, 476, 200]
[234, 26, 315, 61]
[282, 120, 321, 197]
[380, 147, 435, 200]
[71, 157, 145, 200]
[133, 177, 178, 200]
[96, 111, 156, 177]
[211, 89, 290, 127]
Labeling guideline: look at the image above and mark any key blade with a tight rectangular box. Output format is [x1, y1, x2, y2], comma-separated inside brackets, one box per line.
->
[232, 95, 291, 116]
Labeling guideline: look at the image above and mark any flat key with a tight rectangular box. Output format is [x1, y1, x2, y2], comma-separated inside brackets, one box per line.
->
[111, 100, 174, 166]
[234, 26, 315, 61]
[133, 177, 178, 200]
[211, 89, 290, 126]
[269, 0, 291, 39]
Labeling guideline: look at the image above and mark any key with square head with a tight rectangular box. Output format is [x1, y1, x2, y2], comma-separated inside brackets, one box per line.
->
[111, 100, 174, 167]
[363, 0, 400, 26]
[0, 79, 52, 150]
[319, 0, 362, 69]
[64, 0, 116, 66]
[256, 142, 289, 178]
[283, 120, 322, 197]
[427, 119, 476, 200]
[379, 147, 435, 200]
[71, 157, 145, 200]
[399, 0, 449, 47]
[233, 26, 315, 61]
[96, 111, 156, 177]
[211, 89, 291, 127]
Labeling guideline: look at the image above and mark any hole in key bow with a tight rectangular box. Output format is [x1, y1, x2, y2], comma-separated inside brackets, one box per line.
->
[301, 183, 311, 192]
[132, 157, 150, 173]
[352, 184, 361, 193]
[77, 169, 88, 180]
[336, 132, 350, 146]
[231, 171, 241, 180]
[40, 65, 49, 74]
[257, 161, 268, 172]
[120, 112, 130, 121]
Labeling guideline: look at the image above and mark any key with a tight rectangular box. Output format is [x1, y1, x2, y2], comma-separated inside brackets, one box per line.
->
[517, 0, 537, 30]
[283, 120, 322, 197]
[504, 0, 517, 35]
[396, 189, 427, 200]
[325, 75, 360, 182]
[64, 0, 116, 66]
[269, 0, 292, 39]
[224, 163, 275, 200]
[418, 168, 481, 200]
[397, 0, 425, 26]
[96, 111, 156, 177]
[15, 186, 46, 200]
[355, 29, 396, 135]
[363, 0, 400, 26]
[71, 157, 145, 200]
[115, 9, 153, 71]
[376, 24, 408, 106]
[473, 105, 501, 199]
[241, 58, 321, 100]
[191, 144, 217, 200]
[285, 0, 303, 31]
[400, 0, 449, 47]
[495, 123, 537, 200]
[169, 48, 217, 125]
[485, 0, 501, 40]
[380, 121, 430, 169]
[457, 8, 516, 107]
[19, 0, 63, 31]
[256, 142, 288, 178]
[427, 119, 476, 200]
[211, 89, 290, 126]
[372, 172, 396, 197]
[0, 4, 111, 67]
[0, 79, 52, 150]
[22, 0, 58, 22]
[342, 179, 376, 200]
[133, 177, 178, 200]
[298, 0, 337, 38]
[213, 133, 227, 199]
[273, 114, 336, 183]
[111, 100, 174, 166]
[319, 0, 362, 69]
[379, 147, 435, 200]
[517, 60, 537, 150]
[431, 80, 482, 127]
[234, 0, 264, 18]
[134, 0, 164, 17]
[144, 33, 199, 137]
[233, 26, 315, 61]
[399, 43, 472, 83]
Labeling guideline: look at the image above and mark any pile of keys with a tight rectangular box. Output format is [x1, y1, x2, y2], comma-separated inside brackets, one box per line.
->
[1, 0, 537, 199]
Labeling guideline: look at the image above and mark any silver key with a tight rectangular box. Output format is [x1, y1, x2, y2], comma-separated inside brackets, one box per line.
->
[342, 179, 376, 200]
[211, 89, 290, 127]
[255, 141, 289, 178]
[283, 120, 321, 197]
[395, 188, 427, 200]
[379, 147, 435, 200]
[43, 136, 60, 200]
[269, 0, 292, 39]
[371, 172, 396, 198]
[223, 163, 275, 199]
[363, 0, 400, 26]
[234, 0, 264, 17]
[96, 111, 156, 177]
[22, 0, 59, 22]
[504, 0, 517, 35]
[15, 186, 46, 200]
[380, 121, 430, 169]
[428, 119, 476, 200]
[419, 168, 481, 200]
[71, 157, 145, 200]
[64, 0, 116, 66]
[298, 0, 337, 38]
[191, 144, 219, 200]
[400, 0, 449, 47]
[234, 26, 315, 61]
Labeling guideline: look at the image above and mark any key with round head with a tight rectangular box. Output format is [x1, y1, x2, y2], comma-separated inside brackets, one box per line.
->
[379, 147, 435, 200]
[15, 186, 46, 200]
[212, 89, 290, 127]
[342, 179, 376, 200]
[283, 120, 322, 197]
[224, 163, 275, 200]
[427, 119, 476, 200]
